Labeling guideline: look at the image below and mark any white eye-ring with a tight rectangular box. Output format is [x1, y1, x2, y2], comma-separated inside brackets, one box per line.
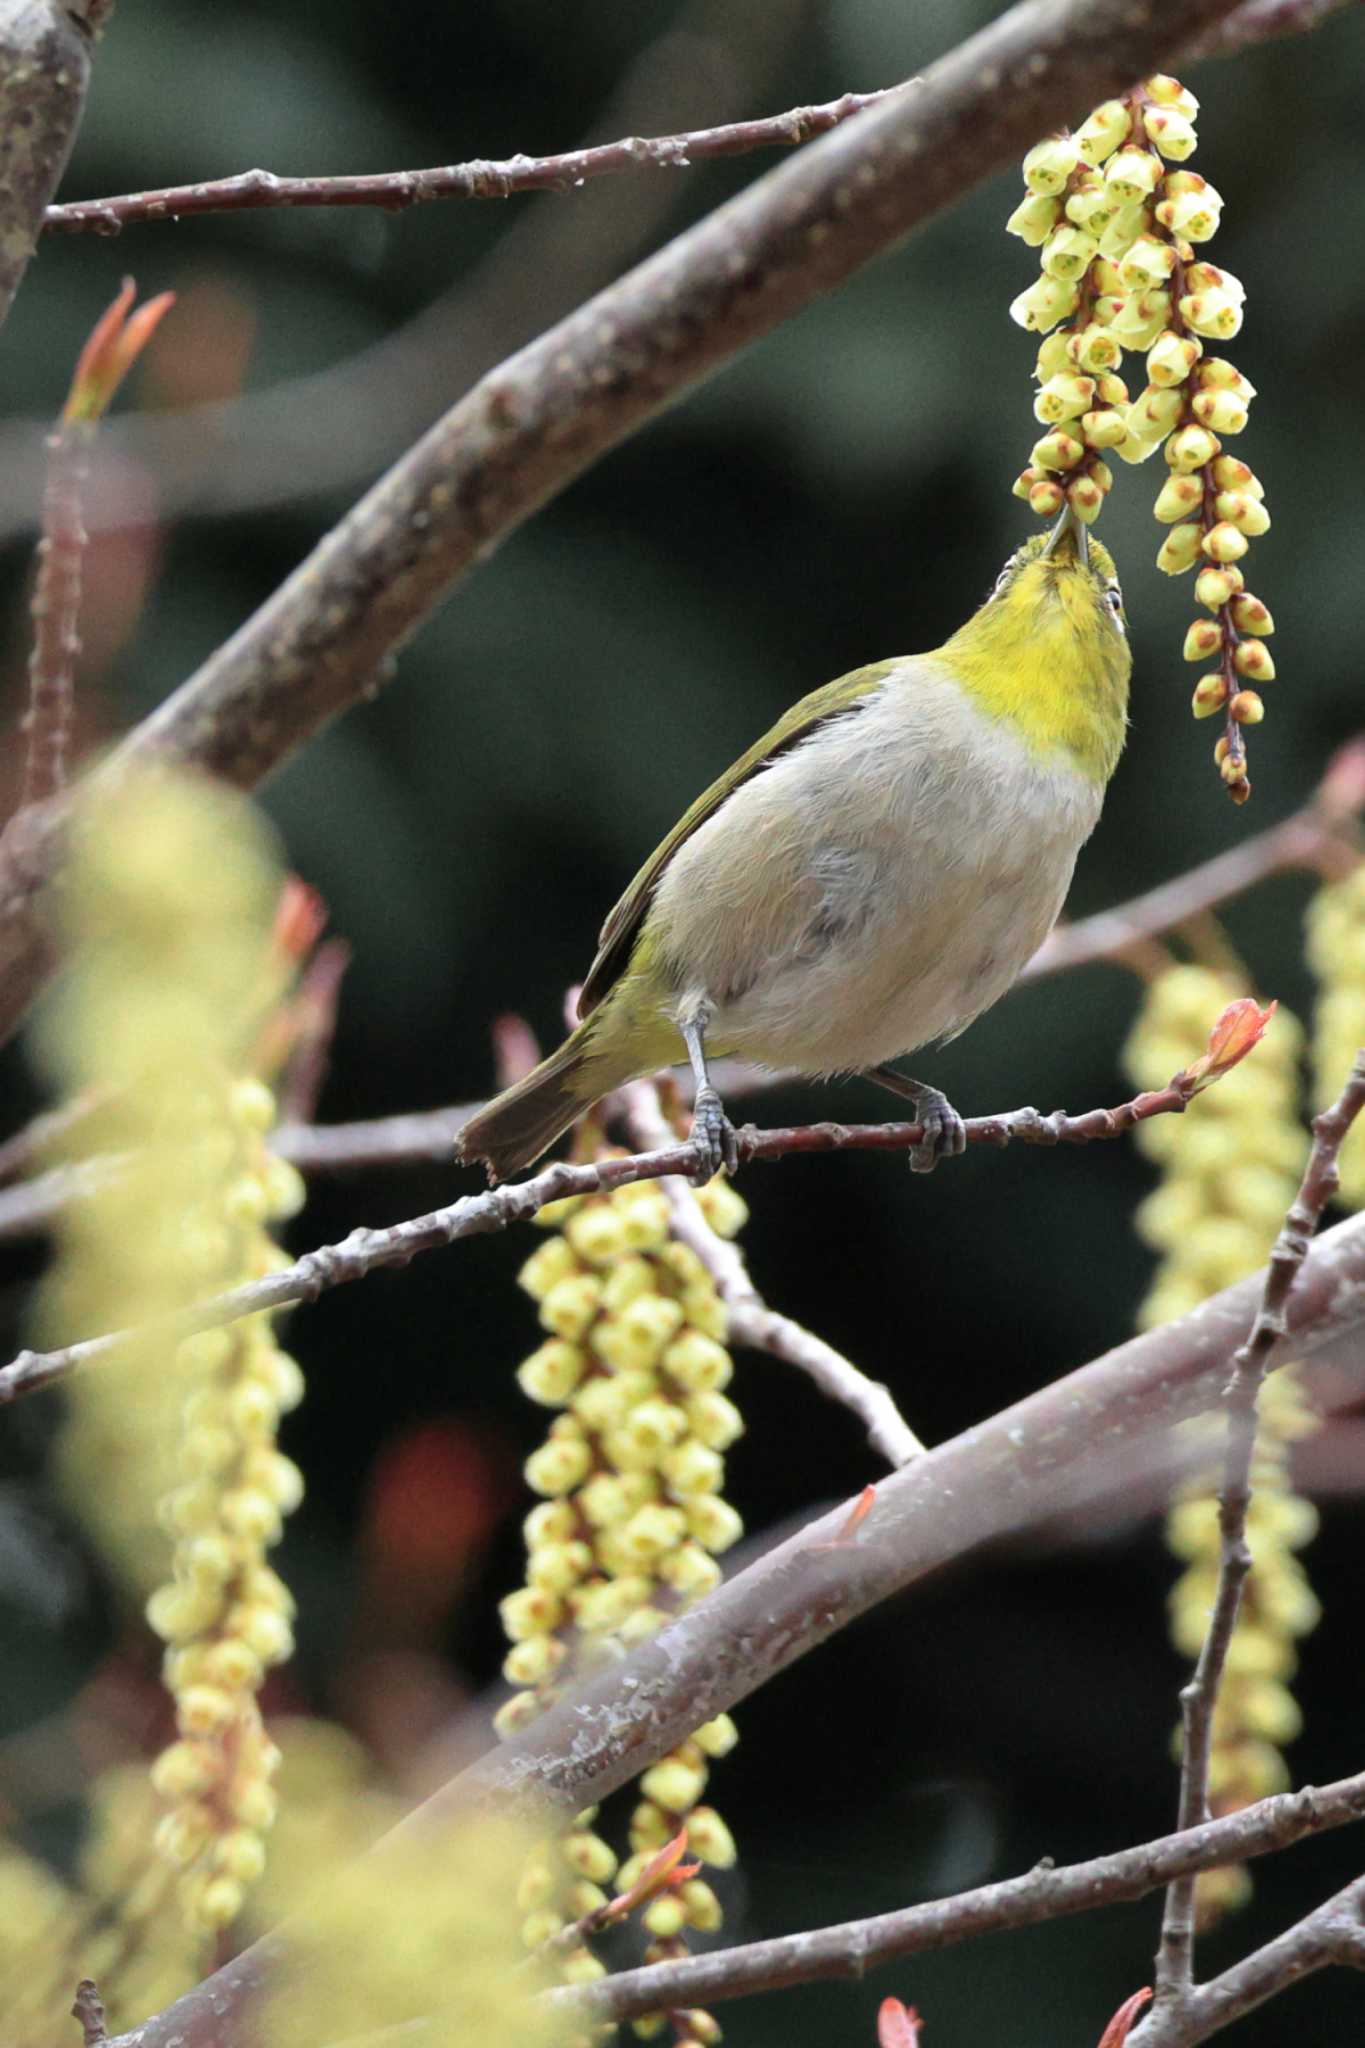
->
[990, 564, 1014, 601]
[1104, 583, 1126, 630]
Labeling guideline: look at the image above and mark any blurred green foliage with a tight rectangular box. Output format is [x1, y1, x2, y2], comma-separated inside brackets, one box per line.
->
[2, 4, 1365, 2044]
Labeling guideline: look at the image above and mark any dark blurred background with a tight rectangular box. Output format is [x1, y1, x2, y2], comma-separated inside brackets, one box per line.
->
[1, 2, 1364, 2042]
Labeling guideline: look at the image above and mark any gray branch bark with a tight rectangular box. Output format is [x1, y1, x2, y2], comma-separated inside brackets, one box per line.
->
[0, 0, 102, 331]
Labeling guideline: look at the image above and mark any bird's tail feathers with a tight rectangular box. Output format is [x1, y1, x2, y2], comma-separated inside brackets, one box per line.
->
[458, 1021, 612, 1185]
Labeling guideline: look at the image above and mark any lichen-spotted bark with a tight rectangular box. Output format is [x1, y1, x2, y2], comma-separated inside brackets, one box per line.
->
[0, 0, 104, 331]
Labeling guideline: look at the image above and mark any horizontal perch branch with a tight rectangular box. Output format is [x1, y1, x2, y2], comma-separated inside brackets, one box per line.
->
[546, 1772, 1365, 2025]
[0, 1057, 1246, 1405]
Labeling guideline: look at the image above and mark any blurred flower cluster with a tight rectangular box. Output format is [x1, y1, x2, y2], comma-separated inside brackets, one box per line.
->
[502, 1165, 748, 2042]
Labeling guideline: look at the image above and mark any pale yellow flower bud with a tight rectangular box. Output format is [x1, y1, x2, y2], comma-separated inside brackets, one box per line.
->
[686, 1807, 738, 1868]
[1034, 372, 1095, 423]
[1183, 620, 1223, 662]
[1072, 324, 1123, 373]
[1040, 225, 1099, 281]
[1230, 593, 1273, 636]
[1143, 106, 1197, 159]
[518, 1338, 588, 1405]
[1214, 490, 1271, 537]
[1195, 564, 1243, 608]
[1153, 474, 1203, 523]
[1156, 522, 1203, 574]
[1075, 100, 1130, 165]
[1179, 289, 1243, 340]
[1022, 135, 1080, 195]
[1233, 641, 1275, 682]
[1191, 674, 1228, 719]
[1201, 521, 1249, 564]
[1028, 478, 1066, 518]
[1146, 329, 1202, 388]
[1006, 192, 1062, 245]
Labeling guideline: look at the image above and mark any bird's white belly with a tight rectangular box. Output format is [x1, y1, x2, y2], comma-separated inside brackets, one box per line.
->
[650, 663, 1105, 1075]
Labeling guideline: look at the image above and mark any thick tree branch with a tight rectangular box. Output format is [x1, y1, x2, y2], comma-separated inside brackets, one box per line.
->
[42, 89, 904, 235]
[1152, 1054, 1365, 2007]
[0, 1062, 1244, 1406]
[0, 0, 101, 332]
[0, 0, 1248, 1051]
[545, 1774, 1365, 2026]
[96, 1203, 1365, 2048]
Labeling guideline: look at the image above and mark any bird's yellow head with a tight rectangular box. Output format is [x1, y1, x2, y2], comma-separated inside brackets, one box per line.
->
[941, 508, 1131, 787]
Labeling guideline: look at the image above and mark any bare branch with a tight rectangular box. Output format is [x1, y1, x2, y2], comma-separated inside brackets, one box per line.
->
[625, 1079, 925, 1465]
[0, 0, 1251, 1053]
[42, 89, 904, 236]
[16, 428, 88, 809]
[1153, 1053, 1365, 2005]
[543, 1774, 1365, 2026]
[1139, 1876, 1365, 2047]
[95, 1216, 1365, 2048]
[70, 1979, 107, 2048]
[0, 0, 101, 333]
[0, 1064, 1238, 1406]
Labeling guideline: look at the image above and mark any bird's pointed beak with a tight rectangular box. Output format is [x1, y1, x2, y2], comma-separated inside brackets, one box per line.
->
[1042, 499, 1089, 569]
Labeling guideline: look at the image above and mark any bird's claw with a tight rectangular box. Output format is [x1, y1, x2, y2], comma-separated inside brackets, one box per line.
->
[908, 1086, 967, 1174]
[689, 1085, 739, 1182]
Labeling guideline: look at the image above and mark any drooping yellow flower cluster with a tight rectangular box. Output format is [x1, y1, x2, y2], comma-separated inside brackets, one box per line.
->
[36, 769, 308, 1937]
[1167, 1373, 1321, 1924]
[1125, 966, 1306, 1329]
[1125, 963, 1319, 1924]
[261, 1807, 552, 2048]
[501, 1171, 748, 2042]
[0, 1769, 200, 2044]
[1306, 863, 1365, 1208]
[1008, 76, 1273, 802]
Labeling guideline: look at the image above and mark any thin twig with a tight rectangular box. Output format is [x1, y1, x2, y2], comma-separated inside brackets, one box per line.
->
[0, 1086, 108, 1186]
[0, 1058, 1243, 1406]
[277, 938, 351, 1124]
[34, 0, 1357, 248]
[1152, 1051, 1365, 2011]
[542, 1773, 1365, 2027]
[625, 1079, 925, 1465]
[71, 1979, 108, 2048]
[0, 0, 1254, 1056]
[18, 429, 90, 808]
[42, 89, 905, 236]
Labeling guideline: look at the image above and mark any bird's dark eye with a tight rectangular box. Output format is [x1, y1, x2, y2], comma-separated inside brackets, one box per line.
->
[1104, 583, 1126, 629]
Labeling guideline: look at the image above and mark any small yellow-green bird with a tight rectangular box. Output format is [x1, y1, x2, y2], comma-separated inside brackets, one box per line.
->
[460, 506, 1129, 1185]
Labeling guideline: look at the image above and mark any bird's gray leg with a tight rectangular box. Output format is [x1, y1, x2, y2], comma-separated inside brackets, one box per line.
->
[679, 1003, 739, 1181]
[866, 1064, 967, 1175]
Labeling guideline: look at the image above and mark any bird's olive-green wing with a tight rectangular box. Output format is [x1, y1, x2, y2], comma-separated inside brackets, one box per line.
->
[577, 661, 897, 1017]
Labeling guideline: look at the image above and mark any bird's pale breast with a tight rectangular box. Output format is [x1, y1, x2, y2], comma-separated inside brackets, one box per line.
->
[646, 660, 1105, 1074]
